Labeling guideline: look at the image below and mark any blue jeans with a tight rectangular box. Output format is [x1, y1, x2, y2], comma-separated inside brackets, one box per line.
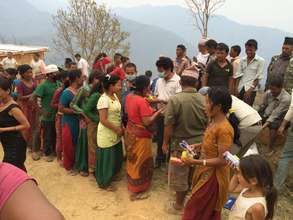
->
[275, 128, 293, 190]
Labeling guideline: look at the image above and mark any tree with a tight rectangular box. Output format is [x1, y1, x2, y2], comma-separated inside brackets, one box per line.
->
[52, 0, 129, 63]
[185, 0, 226, 38]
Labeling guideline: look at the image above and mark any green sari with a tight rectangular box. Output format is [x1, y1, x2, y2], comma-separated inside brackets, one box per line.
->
[70, 85, 91, 173]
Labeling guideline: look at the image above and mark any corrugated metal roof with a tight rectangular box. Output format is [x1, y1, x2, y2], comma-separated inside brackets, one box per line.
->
[0, 44, 49, 55]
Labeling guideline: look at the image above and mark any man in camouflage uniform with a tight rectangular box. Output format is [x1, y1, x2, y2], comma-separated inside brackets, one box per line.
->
[266, 37, 293, 93]
[284, 56, 293, 94]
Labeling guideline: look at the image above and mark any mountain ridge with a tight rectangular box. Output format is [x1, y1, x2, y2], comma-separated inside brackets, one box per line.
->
[1, 1, 292, 74]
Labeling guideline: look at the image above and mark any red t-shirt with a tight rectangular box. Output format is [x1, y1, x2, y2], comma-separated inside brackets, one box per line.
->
[125, 94, 154, 137]
[111, 66, 126, 80]
[92, 57, 111, 73]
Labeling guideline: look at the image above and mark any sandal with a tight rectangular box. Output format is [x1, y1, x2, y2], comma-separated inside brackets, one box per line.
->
[130, 192, 150, 201]
[80, 171, 89, 177]
[32, 152, 41, 161]
[68, 170, 78, 176]
[165, 201, 184, 215]
[105, 185, 117, 192]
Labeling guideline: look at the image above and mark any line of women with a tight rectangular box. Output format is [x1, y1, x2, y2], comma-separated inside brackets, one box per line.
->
[58, 71, 162, 198]
[0, 65, 161, 202]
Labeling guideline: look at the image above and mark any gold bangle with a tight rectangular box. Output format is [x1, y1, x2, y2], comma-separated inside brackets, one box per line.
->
[203, 159, 207, 166]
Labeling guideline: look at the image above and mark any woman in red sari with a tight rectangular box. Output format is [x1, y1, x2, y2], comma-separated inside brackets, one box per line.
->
[16, 65, 37, 149]
[124, 75, 163, 200]
[50, 71, 70, 164]
[181, 87, 234, 220]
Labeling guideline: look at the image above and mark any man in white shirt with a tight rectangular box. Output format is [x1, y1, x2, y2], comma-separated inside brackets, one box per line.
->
[0, 52, 18, 70]
[236, 39, 265, 106]
[31, 53, 46, 78]
[154, 57, 181, 168]
[199, 87, 262, 157]
[75, 53, 89, 78]
[230, 45, 241, 95]
[196, 38, 209, 65]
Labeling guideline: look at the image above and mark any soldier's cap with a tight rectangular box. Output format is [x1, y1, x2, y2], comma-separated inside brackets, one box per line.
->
[284, 37, 293, 46]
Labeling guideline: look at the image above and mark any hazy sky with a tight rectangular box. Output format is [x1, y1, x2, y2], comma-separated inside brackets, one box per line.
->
[98, 0, 293, 33]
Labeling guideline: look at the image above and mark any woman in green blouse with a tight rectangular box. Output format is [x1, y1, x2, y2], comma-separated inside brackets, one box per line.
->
[82, 74, 104, 173]
[70, 72, 103, 176]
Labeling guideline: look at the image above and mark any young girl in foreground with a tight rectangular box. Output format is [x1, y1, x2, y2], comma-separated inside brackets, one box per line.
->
[229, 155, 277, 220]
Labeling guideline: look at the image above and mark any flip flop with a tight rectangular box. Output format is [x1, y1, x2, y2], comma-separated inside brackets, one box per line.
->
[165, 201, 184, 215]
[68, 170, 78, 176]
[104, 185, 117, 192]
[80, 171, 89, 177]
[130, 192, 150, 201]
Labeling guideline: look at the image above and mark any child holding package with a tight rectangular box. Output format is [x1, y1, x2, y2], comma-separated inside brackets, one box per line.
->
[228, 155, 277, 220]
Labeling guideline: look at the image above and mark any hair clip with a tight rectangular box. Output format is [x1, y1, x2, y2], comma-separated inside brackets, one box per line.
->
[105, 74, 111, 80]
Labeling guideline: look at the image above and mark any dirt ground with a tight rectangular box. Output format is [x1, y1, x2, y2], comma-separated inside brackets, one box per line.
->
[1, 140, 293, 220]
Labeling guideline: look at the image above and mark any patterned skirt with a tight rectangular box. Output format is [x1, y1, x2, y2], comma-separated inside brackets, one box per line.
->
[182, 173, 221, 220]
[87, 121, 97, 171]
[125, 129, 153, 193]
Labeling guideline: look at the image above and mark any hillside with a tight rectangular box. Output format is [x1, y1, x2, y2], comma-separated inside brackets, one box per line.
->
[115, 5, 292, 62]
[0, 0, 188, 72]
[1, 1, 292, 74]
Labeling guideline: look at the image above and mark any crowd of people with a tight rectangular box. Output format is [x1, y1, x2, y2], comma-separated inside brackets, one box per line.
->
[0, 36, 293, 220]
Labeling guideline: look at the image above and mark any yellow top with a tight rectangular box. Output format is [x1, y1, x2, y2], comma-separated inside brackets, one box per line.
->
[97, 93, 121, 148]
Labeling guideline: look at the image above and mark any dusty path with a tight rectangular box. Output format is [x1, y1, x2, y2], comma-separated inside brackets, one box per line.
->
[0, 147, 292, 219]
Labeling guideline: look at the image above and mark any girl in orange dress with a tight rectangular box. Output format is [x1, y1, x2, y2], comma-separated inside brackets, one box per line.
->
[182, 87, 234, 220]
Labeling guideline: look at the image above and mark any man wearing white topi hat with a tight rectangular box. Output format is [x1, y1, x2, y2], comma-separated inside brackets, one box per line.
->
[163, 68, 208, 215]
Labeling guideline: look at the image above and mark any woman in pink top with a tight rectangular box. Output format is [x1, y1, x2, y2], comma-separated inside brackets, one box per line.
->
[0, 163, 64, 220]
